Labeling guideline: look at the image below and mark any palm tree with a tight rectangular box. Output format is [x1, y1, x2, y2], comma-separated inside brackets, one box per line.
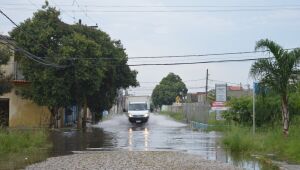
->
[250, 39, 300, 136]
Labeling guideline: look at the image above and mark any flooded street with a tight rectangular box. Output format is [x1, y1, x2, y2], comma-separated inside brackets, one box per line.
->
[48, 113, 276, 170]
[0, 114, 277, 170]
[99, 114, 275, 170]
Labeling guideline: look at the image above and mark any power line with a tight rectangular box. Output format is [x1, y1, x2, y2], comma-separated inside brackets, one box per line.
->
[54, 8, 300, 13]
[0, 37, 69, 68]
[128, 57, 274, 66]
[128, 48, 297, 59]
[3, 3, 300, 8]
[3, 7, 300, 13]
[3, 4, 300, 7]
[49, 0, 77, 21]
[55, 47, 298, 64]
[139, 78, 206, 84]
[184, 78, 206, 82]
[70, 0, 98, 24]
[0, 8, 119, 68]
[0, 9, 70, 68]
[128, 86, 212, 91]
[0, 9, 18, 27]
[208, 79, 241, 85]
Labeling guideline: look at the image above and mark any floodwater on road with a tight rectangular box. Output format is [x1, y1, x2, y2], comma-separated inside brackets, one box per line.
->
[90, 113, 276, 170]
[0, 113, 278, 170]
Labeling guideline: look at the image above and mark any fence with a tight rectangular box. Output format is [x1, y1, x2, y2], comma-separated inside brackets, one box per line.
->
[162, 102, 210, 123]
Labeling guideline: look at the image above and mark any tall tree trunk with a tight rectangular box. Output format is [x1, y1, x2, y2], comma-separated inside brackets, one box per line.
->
[49, 108, 54, 128]
[82, 97, 87, 129]
[77, 105, 82, 129]
[60, 108, 64, 128]
[281, 95, 289, 136]
[92, 111, 96, 124]
[49, 107, 58, 128]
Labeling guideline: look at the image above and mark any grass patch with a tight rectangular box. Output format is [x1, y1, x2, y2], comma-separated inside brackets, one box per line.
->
[159, 111, 185, 122]
[206, 112, 231, 132]
[0, 129, 51, 169]
[221, 124, 300, 163]
[0, 129, 51, 154]
[0, 150, 49, 169]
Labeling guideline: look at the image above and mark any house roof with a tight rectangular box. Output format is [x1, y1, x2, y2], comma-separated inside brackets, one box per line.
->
[228, 86, 242, 91]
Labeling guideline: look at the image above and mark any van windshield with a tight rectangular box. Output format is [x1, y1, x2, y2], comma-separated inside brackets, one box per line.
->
[129, 103, 147, 111]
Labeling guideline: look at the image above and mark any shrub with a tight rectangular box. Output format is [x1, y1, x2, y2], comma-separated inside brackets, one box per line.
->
[0, 129, 50, 154]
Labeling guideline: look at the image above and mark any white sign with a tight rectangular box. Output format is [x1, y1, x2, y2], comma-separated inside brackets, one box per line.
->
[215, 84, 227, 102]
[211, 106, 228, 111]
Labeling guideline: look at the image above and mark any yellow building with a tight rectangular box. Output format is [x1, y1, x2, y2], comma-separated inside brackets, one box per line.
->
[0, 38, 51, 128]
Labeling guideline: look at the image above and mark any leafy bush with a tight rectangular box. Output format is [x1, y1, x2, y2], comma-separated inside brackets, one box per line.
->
[221, 93, 300, 126]
[222, 97, 252, 125]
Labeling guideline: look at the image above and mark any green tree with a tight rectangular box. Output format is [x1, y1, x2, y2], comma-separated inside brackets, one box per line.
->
[0, 45, 12, 95]
[223, 95, 281, 126]
[250, 39, 300, 135]
[71, 24, 138, 123]
[10, 7, 74, 128]
[10, 5, 137, 128]
[152, 73, 187, 108]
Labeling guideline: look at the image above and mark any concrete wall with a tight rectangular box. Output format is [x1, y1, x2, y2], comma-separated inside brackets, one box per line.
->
[0, 42, 51, 128]
[183, 102, 210, 124]
[1, 89, 51, 128]
[162, 102, 210, 124]
[161, 104, 183, 113]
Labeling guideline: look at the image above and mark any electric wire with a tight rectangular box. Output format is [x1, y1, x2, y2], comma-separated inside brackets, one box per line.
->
[0, 36, 69, 68]
[1, 7, 299, 68]
[128, 57, 274, 66]
[128, 48, 297, 59]
[0, 9, 70, 68]
[49, 0, 78, 21]
[71, 0, 98, 24]
[2, 6, 300, 13]
[2, 3, 300, 8]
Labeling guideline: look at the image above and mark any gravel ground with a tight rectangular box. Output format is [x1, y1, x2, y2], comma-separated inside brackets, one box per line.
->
[26, 151, 241, 170]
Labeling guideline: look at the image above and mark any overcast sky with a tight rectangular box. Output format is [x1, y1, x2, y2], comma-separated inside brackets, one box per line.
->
[1, 0, 300, 95]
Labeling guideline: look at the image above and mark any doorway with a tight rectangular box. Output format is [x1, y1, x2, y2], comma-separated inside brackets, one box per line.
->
[0, 99, 9, 127]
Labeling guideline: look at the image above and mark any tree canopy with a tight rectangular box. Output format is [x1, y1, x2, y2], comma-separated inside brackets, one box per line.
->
[151, 73, 187, 107]
[9, 5, 138, 127]
[250, 39, 300, 135]
[0, 45, 12, 96]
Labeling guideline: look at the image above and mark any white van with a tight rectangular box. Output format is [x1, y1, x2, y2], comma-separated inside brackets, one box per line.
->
[127, 102, 150, 123]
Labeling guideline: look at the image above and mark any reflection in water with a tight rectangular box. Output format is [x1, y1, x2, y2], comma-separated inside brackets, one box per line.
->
[144, 128, 149, 150]
[49, 128, 115, 156]
[128, 127, 149, 151]
[128, 128, 132, 151]
[94, 114, 277, 170]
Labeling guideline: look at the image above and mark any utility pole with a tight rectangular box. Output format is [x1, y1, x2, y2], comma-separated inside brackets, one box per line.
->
[205, 69, 208, 101]
[253, 82, 256, 134]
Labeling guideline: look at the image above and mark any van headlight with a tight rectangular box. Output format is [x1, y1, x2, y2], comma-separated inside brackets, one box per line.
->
[144, 113, 149, 117]
[128, 113, 133, 117]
